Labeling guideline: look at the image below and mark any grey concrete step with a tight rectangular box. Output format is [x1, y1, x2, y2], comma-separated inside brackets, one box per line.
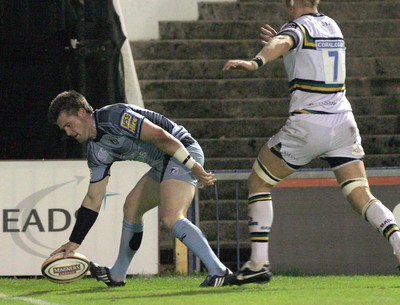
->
[203, 153, 400, 170]
[198, 2, 400, 21]
[200, 220, 249, 243]
[131, 38, 400, 59]
[200, 202, 246, 218]
[154, 0, 400, 265]
[139, 77, 400, 99]
[144, 96, 400, 119]
[181, 116, 399, 139]
[200, 134, 400, 169]
[199, 199, 248, 221]
[135, 57, 400, 80]
[159, 20, 400, 40]
[197, 134, 400, 157]
[131, 0, 400, 171]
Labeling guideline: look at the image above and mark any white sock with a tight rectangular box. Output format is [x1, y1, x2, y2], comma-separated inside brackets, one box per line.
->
[248, 192, 273, 266]
[389, 232, 400, 262]
[365, 201, 400, 263]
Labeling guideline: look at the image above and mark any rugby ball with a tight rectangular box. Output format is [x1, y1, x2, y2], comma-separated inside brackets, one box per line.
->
[41, 252, 90, 284]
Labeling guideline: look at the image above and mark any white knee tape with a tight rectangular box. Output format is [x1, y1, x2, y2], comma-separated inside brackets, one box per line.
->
[252, 159, 281, 186]
[340, 178, 369, 197]
[361, 198, 379, 220]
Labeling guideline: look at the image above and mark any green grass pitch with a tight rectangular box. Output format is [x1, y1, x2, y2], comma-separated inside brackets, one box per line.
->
[0, 275, 399, 305]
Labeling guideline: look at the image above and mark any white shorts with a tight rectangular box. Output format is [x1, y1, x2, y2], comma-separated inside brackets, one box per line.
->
[268, 112, 365, 169]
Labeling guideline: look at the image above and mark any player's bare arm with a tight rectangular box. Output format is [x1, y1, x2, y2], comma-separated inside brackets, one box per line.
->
[222, 34, 294, 72]
[140, 119, 216, 185]
[51, 177, 109, 257]
[82, 177, 109, 212]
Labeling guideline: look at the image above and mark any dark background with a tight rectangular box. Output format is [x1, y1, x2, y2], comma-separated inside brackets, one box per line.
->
[0, 0, 126, 159]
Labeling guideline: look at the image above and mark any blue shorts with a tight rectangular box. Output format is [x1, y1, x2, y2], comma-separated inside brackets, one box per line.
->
[147, 141, 204, 186]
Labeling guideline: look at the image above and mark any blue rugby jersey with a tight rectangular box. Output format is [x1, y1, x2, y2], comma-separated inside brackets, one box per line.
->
[87, 103, 194, 182]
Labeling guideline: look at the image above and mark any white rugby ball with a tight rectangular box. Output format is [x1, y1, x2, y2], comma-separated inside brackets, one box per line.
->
[41, 252, 90, 284]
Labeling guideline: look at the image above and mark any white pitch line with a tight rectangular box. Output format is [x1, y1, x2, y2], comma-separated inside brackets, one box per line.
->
[0, 293, 62, 305]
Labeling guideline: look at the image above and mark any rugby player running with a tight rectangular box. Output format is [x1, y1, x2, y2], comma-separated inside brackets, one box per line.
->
[223, 0, 400, 284]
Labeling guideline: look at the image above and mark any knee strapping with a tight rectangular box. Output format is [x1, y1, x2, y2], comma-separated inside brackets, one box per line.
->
[340, 178, 369, 197]
[129, 231, 143, 251]
[253, 158, 281, 186]
[361, 198, 380, 221]
[362, 199, 400, 239]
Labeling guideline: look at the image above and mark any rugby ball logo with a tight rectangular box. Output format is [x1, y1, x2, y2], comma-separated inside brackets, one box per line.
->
[41, 252, 90, 283]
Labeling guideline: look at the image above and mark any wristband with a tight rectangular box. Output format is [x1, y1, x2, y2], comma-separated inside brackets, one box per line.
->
[251, 55, 266, 69]
[173, 146, 196, 169]
[69, 206, 99, 244]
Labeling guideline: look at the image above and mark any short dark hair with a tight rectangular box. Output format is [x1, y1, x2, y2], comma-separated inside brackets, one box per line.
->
[48, 90, 93, 124]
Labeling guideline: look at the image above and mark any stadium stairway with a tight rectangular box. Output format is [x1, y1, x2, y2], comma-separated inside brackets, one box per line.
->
[130, 0, 400, 272]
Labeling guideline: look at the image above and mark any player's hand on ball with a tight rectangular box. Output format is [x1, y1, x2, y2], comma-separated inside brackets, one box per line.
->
[51, 241, 80, 258]
[41, 252, 90, 284]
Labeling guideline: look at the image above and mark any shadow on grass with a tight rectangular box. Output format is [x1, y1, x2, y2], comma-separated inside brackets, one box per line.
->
[9, 290, 58, 297]
[59, 285, 264, 300]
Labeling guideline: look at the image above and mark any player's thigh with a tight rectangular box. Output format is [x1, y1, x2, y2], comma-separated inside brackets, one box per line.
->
[334, 160, 367, 183]
[124, 173, 160, 220]
[322, 113, 364, 162]
[268, 115, 328, 168]
[159, 179, 195, 228]
[258, 143, 295, 178]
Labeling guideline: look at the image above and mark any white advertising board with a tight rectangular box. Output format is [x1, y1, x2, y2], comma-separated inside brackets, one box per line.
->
[0, 160, 158, 276]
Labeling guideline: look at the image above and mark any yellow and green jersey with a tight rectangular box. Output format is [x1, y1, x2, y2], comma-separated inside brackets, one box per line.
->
[278, 13, 352, 114]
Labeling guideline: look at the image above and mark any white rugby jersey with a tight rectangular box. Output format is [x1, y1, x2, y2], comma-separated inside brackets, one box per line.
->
[278, 13, 352, 114]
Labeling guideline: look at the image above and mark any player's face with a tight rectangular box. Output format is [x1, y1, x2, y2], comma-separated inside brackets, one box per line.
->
[57, 109, 93, 143]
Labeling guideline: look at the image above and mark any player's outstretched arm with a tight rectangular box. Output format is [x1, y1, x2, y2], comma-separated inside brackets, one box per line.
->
[222, 59, 258, 71]
[223, 34, 293, 72]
